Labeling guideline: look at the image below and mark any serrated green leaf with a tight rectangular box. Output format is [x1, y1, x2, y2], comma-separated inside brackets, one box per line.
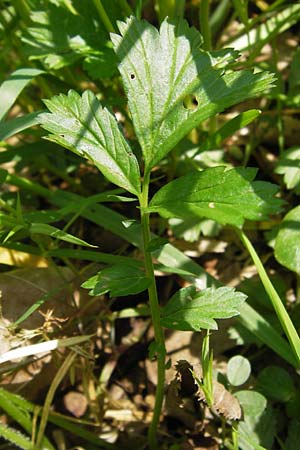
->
[111, 16, 274, 170]
[39, 90, 141, 195]
[5, 172, 298, 367]
[0, 423, 33, 450]
[275, 147, 300, 191]
[275, 205, 300, 273]
[82, 264, 150, 297]
[30, 223, 97, 247]
[149, 166, 283, 227]
[161, 285, 246, 331]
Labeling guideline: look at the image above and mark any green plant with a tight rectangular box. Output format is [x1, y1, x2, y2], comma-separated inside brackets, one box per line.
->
[36, 15, 300, 449]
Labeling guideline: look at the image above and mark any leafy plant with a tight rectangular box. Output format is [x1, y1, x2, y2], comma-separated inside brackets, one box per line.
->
[37, 15, 297, 449]
[1, 1, 300, 449]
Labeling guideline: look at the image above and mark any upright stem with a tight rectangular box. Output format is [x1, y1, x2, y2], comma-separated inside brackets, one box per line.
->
[199, 0, 212, 51]
[199, 0, 217, 134]
[139, 171, 166, 450]
[92, 0, 115, 33]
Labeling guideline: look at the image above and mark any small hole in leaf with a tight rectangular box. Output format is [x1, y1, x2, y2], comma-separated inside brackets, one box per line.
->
[183, 94, 198, 110]
[130, 73, 135, 80]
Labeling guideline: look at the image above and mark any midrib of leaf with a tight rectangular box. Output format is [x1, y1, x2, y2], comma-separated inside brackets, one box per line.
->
[125, 26, 155, 158]
[127, 36, 153, 158]
[86, 93, 106, 145]
[149, 31, 181, 162]
[140, 35, 155, 155]
[150, 68, 229, 166]
[106, 115, 116, 160]
[82, 99, 129, 176]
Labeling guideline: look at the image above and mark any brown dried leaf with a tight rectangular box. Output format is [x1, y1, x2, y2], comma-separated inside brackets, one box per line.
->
[165, 378, 197, 428]
[196, 379, 242, 421]
[176, 360, 242, 421]
[63, 391, 88, 417]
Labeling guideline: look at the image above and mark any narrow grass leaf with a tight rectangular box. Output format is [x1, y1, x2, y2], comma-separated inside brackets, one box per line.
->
[0, 423, 33, 450]
[195, 109, 261, 154]
[0, 389, 55, 449]
[0, 111, 43, 141]
[30, 223, 97, 247]
[0, 388, 116, 449]
[0, 68, 44, 122]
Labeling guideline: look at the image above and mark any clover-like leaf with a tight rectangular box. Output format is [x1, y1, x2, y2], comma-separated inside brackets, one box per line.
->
[111, 16, 275, 170]
[161, 285, 247, 331]
[82, 265, 150, 297]
[149, 166, 283, 227]
[275, 205, 300, 273]
[39, 90, 141, 196]
[275, 147, 300, 192]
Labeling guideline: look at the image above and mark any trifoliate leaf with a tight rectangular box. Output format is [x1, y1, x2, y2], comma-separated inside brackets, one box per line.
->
[275, 147, 300, 192]
[149, 166, 283, 227]
[111, 16, 275, 170]
[275, 205, 300, 273]
[82, 265, 150, 297]
[39, 90, 141, 196]
[161, 285, 247, 331]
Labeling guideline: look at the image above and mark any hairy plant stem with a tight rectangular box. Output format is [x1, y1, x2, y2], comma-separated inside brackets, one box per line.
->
[139, 171, 166, 450]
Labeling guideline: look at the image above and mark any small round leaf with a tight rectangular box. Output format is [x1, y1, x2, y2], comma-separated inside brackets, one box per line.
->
[235, 390, 267, 417]
[275, 205, 300, 273]
[227, 355, 251, 386]
[256, 366, 295, 402]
